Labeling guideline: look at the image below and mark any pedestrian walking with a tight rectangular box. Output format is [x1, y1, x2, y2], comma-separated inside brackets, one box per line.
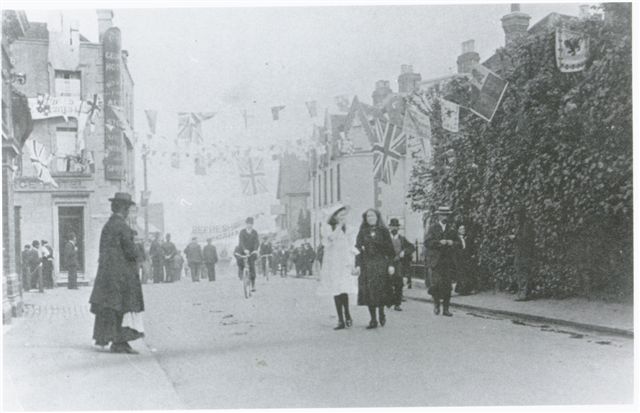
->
[173, 251, 185, 281]
[280, 246, 289, 276]
[304, 243, 316, 275]
[425, 206, 458, 316]
[133, 232, 147, 283]
[150, 233, 164, 283]
[355, 209, 396, 329]
[162, 234, 177, 282]
[388, 218, 415, 311]
[63, 235, 79, 290]
[238, 217, 259, 291]
[41, 240, 55, 289]
[203, 238, 218, 281]
[184, 237, 203, 282]
[317, 203, 358, 330]
[89, 192, 144, 354]
[316, 243, 324, 267]
[454, 224, 476, 295]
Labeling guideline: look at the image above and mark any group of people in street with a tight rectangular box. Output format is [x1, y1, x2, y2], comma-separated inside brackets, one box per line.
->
[86, 190, 480, 355]
[317, 204, 417, 330]
[317, 202, 480, 330]
[144, 233, 220, 284]
[21, 234, 80, 291]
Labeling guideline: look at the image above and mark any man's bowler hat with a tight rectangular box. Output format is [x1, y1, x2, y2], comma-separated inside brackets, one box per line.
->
[109, 192, 136, 205]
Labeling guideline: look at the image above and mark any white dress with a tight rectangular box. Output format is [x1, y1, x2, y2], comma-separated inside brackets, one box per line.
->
[317, 224, 359, 296]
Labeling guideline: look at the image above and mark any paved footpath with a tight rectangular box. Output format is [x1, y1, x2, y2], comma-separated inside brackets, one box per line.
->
[2, 272, 635, 410]
[404, 279, 634, 337]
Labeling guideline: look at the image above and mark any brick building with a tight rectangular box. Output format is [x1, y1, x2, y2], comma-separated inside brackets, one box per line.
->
[308, 66, 426, 249]
[9, 10, 136, 285]
[2, 10, 33, 323]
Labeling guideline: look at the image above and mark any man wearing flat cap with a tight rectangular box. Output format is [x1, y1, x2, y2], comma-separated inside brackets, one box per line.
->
[425, 206, 459, 317]
[89, 192, 144, 354]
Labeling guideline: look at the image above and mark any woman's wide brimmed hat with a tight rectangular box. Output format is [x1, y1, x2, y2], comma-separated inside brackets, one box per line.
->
[324, 202, 350, 223]
[108, 192, 136, 206]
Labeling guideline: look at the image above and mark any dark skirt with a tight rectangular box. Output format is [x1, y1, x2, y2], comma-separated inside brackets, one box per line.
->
[91, 304, 144, 346]
[357, 256, 392, 307]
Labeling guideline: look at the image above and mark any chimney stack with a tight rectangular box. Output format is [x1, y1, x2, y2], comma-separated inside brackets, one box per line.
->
[501, 4, 530, 47]
[97, 9, 114, 42]
[456, 40, 480, 74]
[397, 64, 422, 94]
[372, 80, 393, 106]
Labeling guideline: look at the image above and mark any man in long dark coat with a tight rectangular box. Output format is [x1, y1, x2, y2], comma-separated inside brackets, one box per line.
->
[388, 218, 415, 311]
[41, 240, 54, 289]
[425, 206, 459, 317]
[184, 237, 203, 282]
[202, 238, 218, 282]
[63, 235, 79, 290]
[162, 234, 177, 282]
[89, 192, 144, 354]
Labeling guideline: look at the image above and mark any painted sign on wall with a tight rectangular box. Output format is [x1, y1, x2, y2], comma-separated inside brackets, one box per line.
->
[103, 27, 124, 180]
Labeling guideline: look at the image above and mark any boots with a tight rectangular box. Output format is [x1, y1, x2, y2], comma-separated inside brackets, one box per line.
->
[433, 299, 441, 315]
[442, 297, 453, 317]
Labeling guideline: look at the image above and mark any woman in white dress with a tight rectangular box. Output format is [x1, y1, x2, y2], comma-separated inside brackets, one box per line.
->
[317, 203, 359, 330]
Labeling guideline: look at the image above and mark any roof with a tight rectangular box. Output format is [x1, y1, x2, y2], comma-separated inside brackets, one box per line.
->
[483, 12, 577, 71]
[276, 153, 310, 199]
[22, 21, 91, 42]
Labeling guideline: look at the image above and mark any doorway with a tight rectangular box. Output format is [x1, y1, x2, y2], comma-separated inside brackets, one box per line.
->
[58, 206, 84, 272]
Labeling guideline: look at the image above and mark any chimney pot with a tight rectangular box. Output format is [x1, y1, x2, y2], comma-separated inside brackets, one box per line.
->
[97, 9, 114, 42]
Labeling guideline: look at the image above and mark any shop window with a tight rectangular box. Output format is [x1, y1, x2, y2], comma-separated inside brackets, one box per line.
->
[54, 71, 81, 97]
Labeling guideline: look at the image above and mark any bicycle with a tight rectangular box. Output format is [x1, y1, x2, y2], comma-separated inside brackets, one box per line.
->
[260, 254, 273, 282]
[236, 251, 258, 299]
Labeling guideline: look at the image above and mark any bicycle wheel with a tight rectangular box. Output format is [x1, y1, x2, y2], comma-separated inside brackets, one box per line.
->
[243, 270, 250, 298]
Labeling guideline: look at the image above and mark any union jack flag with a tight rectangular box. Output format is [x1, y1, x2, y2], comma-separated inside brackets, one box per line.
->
[26, 139, 58, 187]
[371, 117, 407, 184]
[178, 112, 216, 143]
[237, 157, 268, 196]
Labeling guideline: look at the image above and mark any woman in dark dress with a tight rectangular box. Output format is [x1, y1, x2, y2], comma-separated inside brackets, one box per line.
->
[355, 209, 396, 329]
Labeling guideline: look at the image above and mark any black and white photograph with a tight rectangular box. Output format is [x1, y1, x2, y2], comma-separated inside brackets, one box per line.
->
[1, 0, 637, 411]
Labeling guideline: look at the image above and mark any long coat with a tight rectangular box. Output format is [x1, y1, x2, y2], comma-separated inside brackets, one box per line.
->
[317, 225, 358, 296]
[63, 241, 78, 270]
[184, 242, 203, 264]
[89, 214, 144, 314]
[355, 225, 395, 306]
[425, 222, 459, 297]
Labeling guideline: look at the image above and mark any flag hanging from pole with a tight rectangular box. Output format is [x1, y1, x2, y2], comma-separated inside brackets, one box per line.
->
[555, 28, 589, 73]
[271, 106, 285, 121]
[305, 101, 318, 118]
[26, 139, 58, 187]
[467, 64, 508, 122]
[178, 112, 216, 143]
[237, 157, 268, 196]
[440, 98, 460, 133]
[145, 110, 158, 134]
[370, 117, 407, 184]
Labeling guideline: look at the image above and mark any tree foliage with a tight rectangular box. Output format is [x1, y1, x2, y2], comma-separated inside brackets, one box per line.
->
[408, 4, 632, 299]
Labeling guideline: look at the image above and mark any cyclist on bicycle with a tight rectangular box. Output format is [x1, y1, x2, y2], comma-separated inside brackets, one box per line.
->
[238, 217, 259, 291]
[259, 237, 274, 277]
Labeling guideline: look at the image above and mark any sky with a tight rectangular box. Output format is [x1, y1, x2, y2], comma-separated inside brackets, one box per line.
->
[20, 1, 584, 245]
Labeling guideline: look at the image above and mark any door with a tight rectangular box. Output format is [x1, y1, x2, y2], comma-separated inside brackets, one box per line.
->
[58, 206, 84, 272]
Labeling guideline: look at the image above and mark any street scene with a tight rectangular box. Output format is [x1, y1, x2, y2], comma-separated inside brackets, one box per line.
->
[1, 1, 636, 411]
